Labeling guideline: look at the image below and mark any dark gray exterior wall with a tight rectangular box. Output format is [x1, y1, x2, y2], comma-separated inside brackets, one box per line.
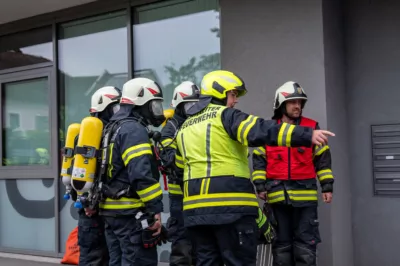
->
[322, 0, 354, 266]
[220, 0, 336, 265]
[346, 0, 400, 265]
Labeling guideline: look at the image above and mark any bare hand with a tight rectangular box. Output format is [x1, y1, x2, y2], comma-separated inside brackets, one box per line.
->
[148, 213, 162, 236]
[258, 192, 267, 200]
[84, 208, 96, 217]
[322, 192, 332, 203]
[312, 130, 335, 146]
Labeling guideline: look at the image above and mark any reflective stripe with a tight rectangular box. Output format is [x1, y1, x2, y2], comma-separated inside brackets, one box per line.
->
[175, 154, 184, 168]
[206, 123, 212, 176]
[253, 147, 266, 157]
[184, 181, 189, 198]
[314, 144, 329, 157]
[287, 190, 318, 201]
[107, 143, 114, 178]
[277, 123, 296, 147]
[317, 169, 334, 181]
[200, 178, 211, 195]
[99, 197, 145, 210]
[183, 193, 259, 210]
[237, 115, 258, 146]
[256, 208, 267, 228]
[267, 190, 285, 203]
[137, 183, 163, 202]
[168, 183, 183, 195]
[252, 170, 267, 181]
[161, 138, 177, 150]
[180, 133, 191, 179]
[122, 143, 152, 166]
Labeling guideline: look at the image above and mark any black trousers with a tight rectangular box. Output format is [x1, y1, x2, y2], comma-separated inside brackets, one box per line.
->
[103, 216, 158, 266]
[188, 216, 258, 266]
[271, 204, 321, 266]
[78, 212, 109, 266]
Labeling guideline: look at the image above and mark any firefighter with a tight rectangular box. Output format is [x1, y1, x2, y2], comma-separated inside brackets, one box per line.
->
[68, 86, 121, 266]
[252, 81, 334, 266]
[160, 81, 199, 266]
[99, 77, 166, 266]
[174, 70, 335, 266]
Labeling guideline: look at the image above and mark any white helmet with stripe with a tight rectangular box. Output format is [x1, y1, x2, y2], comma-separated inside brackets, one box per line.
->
[90, 86, 121, 114]
[171, 81, 200, 108]
[273, 81, 308, 110]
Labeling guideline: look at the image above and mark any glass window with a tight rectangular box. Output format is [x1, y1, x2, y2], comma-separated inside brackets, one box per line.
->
[0, 27, 53, 70]
[133, 0, 220, 262]
[2, 77, 50, 166]
[58, 11, 128, 139]
[133, 0, 220, 111]
[58, 11, 128, 251]
[0, 179, 55, 252]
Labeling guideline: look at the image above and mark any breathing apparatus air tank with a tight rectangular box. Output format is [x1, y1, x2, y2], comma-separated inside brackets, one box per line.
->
[60, 123, 81, 200]
[71, 116, 103, 208]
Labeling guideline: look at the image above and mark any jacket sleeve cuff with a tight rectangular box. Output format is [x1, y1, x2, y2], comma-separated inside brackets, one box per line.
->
[321, 183, 333, 193]
[145, 200, 164, 214]
[254, 182, 267, 193]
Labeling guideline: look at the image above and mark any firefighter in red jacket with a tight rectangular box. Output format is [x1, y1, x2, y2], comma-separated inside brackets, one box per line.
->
[252, 81, 334, 266]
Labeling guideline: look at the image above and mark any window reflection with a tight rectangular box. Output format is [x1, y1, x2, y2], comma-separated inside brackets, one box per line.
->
[2, 78, 50, 166]
[0, 27, 53, 70]
[133, 8, 221, 110]
[58, 12, 128, 143]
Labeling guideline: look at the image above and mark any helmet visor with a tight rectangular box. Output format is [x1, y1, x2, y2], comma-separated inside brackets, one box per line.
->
[150, 100, 164, 117]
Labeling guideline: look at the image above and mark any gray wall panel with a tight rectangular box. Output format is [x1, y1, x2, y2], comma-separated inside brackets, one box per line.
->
[322, 0, 353, 265]
[346, 0, 400, 265]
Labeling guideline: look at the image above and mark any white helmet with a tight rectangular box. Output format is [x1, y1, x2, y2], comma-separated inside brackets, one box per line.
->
[273, 81, 308, 110]
[90, 86, 121, 113]
[120, 77, 163, 106]
[171, 81, 200, 108]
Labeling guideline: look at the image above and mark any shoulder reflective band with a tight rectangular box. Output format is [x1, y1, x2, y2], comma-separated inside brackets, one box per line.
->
[137, 183, 163, 202]
[183, 192, 259, 210]
[277, 123, 296, 147]
[286, 190, 318, 201]
[122, 143, 152, 166]
[161, 138, 177, 150]
[237, 115, 258, 146]
[317, 169, 334, 181]
[252, 170, 267, 181]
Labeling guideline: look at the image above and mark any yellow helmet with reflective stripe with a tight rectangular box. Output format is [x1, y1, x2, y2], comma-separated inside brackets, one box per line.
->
[200, 70, 247, 100]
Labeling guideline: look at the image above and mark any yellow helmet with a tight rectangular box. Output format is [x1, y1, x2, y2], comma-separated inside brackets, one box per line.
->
[161, 109, 175, 127]
[200, 70, 247, 100]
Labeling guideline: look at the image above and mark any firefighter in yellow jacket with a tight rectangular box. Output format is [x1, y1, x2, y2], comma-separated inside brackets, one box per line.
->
[252, 81, 334, 266]
[174, 70, 335, 266]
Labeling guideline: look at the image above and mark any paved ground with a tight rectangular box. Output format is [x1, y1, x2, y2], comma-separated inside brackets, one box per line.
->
[0, 257, 169, 266]
[0, 257, 67, 266]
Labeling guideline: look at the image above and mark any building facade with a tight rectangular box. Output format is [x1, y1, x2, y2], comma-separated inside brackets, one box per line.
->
[0, 0, 399, 265]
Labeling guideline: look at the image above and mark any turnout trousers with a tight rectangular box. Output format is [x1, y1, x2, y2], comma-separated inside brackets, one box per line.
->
[167, 195, 196, 266]
[103, 216, 158, 266]
[188, 216, 258, 266]
[271, 204, 321, 266]
[78, 211, 109, 266]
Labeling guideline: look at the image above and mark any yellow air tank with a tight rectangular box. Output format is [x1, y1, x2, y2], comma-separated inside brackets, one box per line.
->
[161, 109, 175, 127]
[71, 116, 103, 207]
[61, 123, 81, 200]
